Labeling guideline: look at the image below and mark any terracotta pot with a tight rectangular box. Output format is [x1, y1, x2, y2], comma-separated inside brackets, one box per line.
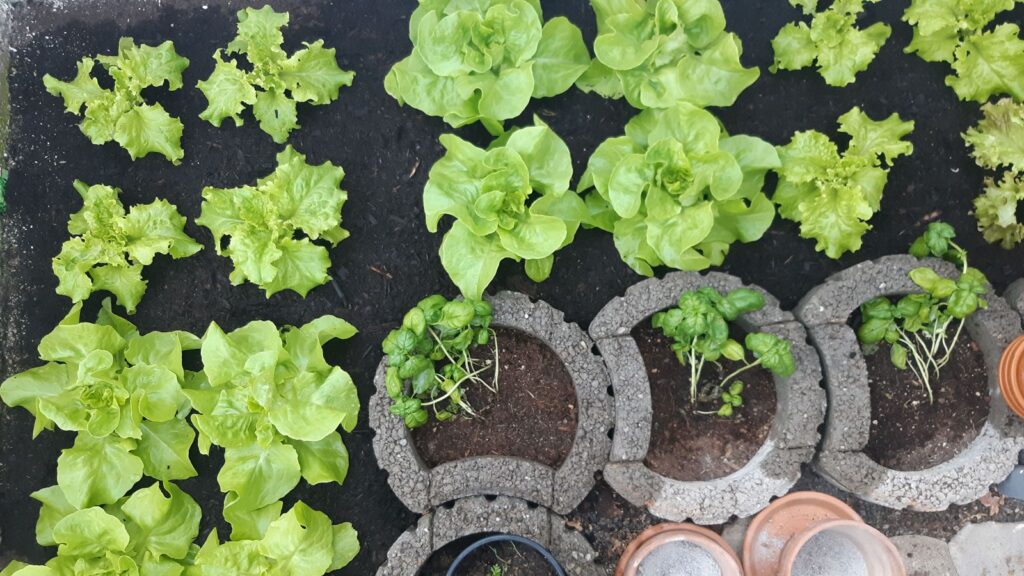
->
[999, 335, 1024, 419]
[779, 519, 905, 576]
[616, 523, 743, 576]
[742, 491, 862, 576]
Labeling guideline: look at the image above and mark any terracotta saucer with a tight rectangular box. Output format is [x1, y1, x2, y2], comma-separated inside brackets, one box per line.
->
[742, 491, 862, 576]
[617, 523, 742, 576]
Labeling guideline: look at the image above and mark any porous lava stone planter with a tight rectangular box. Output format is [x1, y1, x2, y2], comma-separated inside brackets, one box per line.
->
[590, 272, 826, 524]
[796, 255, 1024, 510]
[376, 495, 601, 576]
[370, 291, 613, 515]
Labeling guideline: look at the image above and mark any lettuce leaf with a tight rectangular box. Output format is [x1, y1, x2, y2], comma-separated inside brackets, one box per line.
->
[385, 0, 589, 134]
[771, 0, 891, 87]
[963, 98, 1024, 174]
[773, 107, 914, 258]
[43, 38, 189, 163]
[579, 103, 779, 276]
[578, 0, 759, 110]
[198, 6, 355, 143]
[974, 172, 1024, 248]
[52, 181, 201, 314]
[197, 146, 348, 298]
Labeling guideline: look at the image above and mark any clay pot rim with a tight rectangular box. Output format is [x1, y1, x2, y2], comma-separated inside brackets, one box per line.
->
[777, 519, 905, 576]
[616, 523, 740, 576]
[999, 335, 1024, 419]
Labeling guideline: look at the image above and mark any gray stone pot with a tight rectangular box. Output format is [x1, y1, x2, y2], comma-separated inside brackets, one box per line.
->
[369, 291, 613, 515]
[376, 495, 602, 576]
[796, 255, 1024, 511]
[590, 272, 826, 524]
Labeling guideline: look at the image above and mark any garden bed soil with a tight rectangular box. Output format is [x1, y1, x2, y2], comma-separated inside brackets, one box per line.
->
[862, 336, 990, 471]
[410, 327, 578, 469]
[633, 324, 777, 482]
[418, 535, 560, 576]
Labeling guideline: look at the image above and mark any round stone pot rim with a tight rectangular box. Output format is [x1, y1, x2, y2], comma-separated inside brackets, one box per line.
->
[591, 271, 826, 525]
[369, 290, 613, 515]
[797, 254, 1024, 511]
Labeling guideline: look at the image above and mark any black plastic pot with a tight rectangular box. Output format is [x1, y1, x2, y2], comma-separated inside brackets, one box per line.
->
[446, 534, 566, 576]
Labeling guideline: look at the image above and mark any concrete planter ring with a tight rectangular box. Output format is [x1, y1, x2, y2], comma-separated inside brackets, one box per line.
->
[590, 271, 826, 524]
[796, 255, 1024, 511]
[369, 291, 614, 515]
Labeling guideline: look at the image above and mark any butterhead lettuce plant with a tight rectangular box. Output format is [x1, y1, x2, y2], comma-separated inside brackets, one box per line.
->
[425, 118, 587, 299]
[385, 0, 590, 134]
[579, 102, 780, 276]
[44, 38, 189, 164]
[577, 0, 759, 109]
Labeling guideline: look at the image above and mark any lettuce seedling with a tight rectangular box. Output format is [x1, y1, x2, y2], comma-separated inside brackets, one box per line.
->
[857, 222, 988, 403]
[53, 180, 202, 314]
[964, 99, 1024, 248]
[197, 146, 348, 298]
[579, 103, 780, 276]
[974, 173, 1024, 249]
[44, 38, 189, 163]
[652, 287, 795, 416]
[771, 0, 891, 87]
[774, 107, 914, 259]
[577, 0, 759, 110]
[198, 6, 355, 143]
[382, 295, 496, 428]
[0, 301, 200, 509]
[903, 0, 1024, 102]
[385, 0, 590, 134]
[425, 118, 587, 299]
[187, 315, 359, 539]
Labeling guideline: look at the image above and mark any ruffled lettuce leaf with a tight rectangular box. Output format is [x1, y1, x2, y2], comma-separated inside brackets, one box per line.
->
[43, 38, 189, 163]
[198, 6, 355, 143]
[771, 0, 891, 87]
[197, 146, 348, 297]
[964, 98, 1024, 174]
[974, 172, 1024, 248]
[385, 0, 589, 133]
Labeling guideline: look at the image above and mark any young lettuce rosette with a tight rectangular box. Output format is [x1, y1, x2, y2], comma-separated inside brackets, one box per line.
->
[424, 118, 588, 299]
[577, 0, 759, 109]
[384, 0, 590, 134]
[579, 102, 780, 276]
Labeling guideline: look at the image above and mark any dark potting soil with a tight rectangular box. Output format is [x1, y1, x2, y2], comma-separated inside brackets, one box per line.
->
[410, 327, 578, 469]
[862, 334, 990, 471]
[633, 324, 777, 482]
[4, 1, 1024, 573]
[418, 534, 560, 576]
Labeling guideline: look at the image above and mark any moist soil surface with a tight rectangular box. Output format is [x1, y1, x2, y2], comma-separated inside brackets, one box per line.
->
[4, 1, 1024, 574]
[862, 334, 990, 471]
[410, 326, 578, 469]
[634, 324, 777, 481]
[418, 535, 560, 576]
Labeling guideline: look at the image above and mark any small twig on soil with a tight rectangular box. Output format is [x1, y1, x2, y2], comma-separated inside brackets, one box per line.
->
[369, 264, 392, 279]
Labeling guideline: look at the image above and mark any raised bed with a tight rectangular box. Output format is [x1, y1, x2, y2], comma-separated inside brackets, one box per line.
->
[376, 495, 601, 576]
[590, 272, 826, 524]
[797, 254, 1024, 510]
[369, 291, 613, 515]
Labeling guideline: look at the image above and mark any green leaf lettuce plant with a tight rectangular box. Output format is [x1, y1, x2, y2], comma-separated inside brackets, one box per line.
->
[424, 118, 587, 299]
[44, 38, 190, 163]
[52, 180, 202, 314]
[771, 0, 891, 87]
[384, 0, 590, 134]
[197, 146, 348, 298]
[382, 294, 496, 428]
[774, 107, 914, 259]
[857, 222, 988, 403]
[903, 0, 1024, 102]
[198, 6, 355, 143]
[577, 0, 759, 109]
[964, 99, 1024, 248]
[652, 287, 795, 417]
[579, 102, 780, 276]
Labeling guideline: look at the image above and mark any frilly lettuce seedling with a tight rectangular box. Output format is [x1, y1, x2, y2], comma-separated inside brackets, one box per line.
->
[385, 0, 590, 134]
[577, 0, 759, 110]
[44, 38, 189, 163]
[964, 99, 1024, 248]
[774, 107, 914, 259]
[579, 102, 780, 276]
[52, 180, 202, 314]
[974, 173, 1024, 249]
[198, 6, 355, 143]
[771, 0, 891, 87]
